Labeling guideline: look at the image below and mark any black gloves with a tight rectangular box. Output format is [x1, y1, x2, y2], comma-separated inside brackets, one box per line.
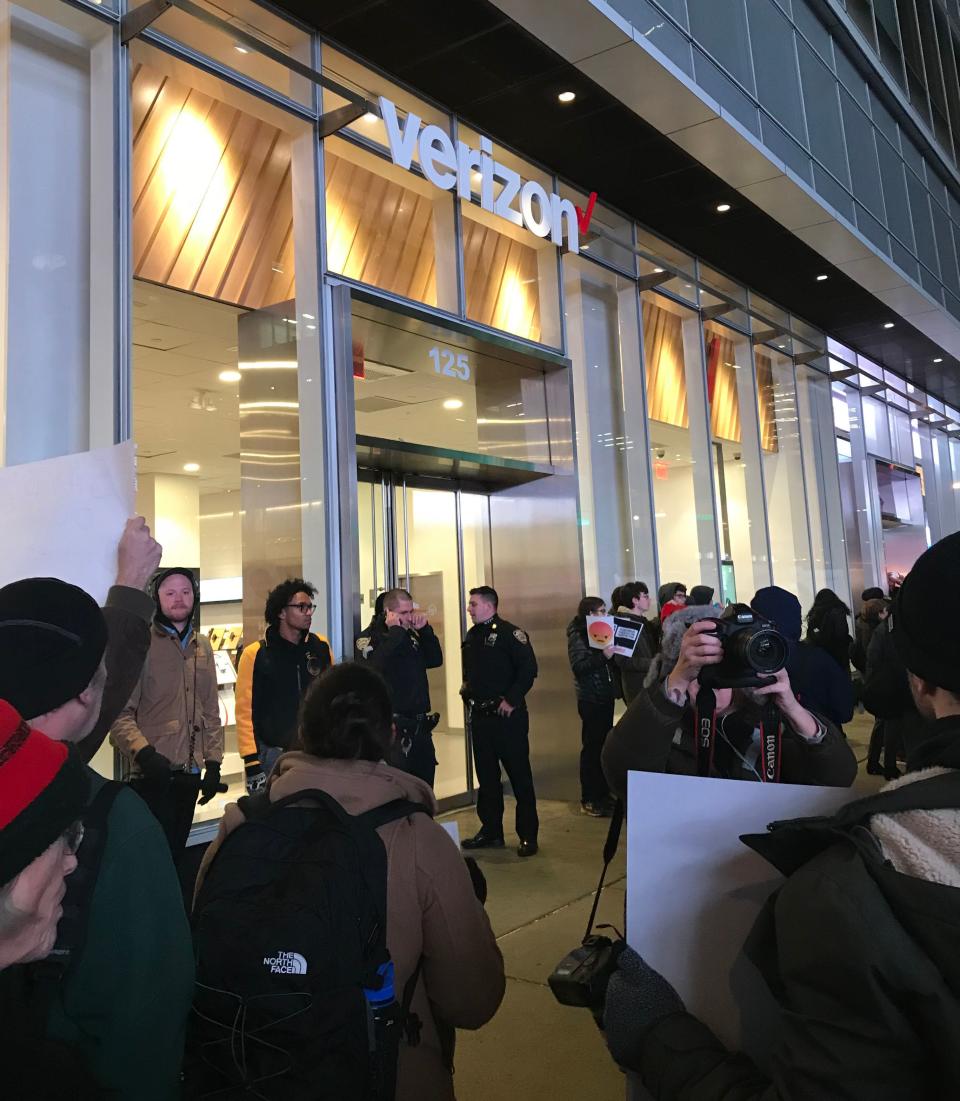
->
[464, 856, 488, 904]
[136, 744, 172, 782]
[602, 947, 685, 1074]
[243, 753, 267, 796]
[198, 760, 226, 805]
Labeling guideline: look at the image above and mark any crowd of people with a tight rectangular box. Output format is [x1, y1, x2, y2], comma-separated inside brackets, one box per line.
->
[1, 513, 958, 1099]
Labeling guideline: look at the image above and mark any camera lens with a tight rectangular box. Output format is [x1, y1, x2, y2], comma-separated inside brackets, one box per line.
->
[745, 628, 788, 674]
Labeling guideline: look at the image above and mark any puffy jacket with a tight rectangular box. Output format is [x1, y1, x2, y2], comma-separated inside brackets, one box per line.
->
[196, 754, 505, 1100]
[235, 627, 333, 758]
[863, 615, 931, 758]
[602, 681, 858, 803]
[110, 624, 223, 772]
[566, 616, 619, 704]
[624, 719, 960, 1101]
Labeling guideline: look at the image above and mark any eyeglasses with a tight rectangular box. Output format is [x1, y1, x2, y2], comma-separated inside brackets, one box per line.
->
[286, 602, 317, 614]
[61, 820, 84, 856]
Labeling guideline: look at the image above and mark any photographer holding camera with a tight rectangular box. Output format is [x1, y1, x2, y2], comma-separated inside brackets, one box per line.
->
[602, 605, 857, 801]
[595, 533, 960, 1101]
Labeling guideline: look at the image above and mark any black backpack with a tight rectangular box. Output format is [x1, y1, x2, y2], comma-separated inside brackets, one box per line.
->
[187, 788, 429, 1100]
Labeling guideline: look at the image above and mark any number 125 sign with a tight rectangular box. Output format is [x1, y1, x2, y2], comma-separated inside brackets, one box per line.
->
[428, 346, 471, 381]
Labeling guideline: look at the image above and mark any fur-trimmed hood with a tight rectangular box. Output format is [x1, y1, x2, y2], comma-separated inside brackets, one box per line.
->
[643, 605, 718, 688]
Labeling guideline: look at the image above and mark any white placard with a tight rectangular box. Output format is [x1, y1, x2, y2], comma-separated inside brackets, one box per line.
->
[625, 771, 852, 1074]
[0, 441, 135, 604]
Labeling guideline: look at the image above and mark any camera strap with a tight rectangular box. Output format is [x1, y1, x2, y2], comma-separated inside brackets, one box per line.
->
[582, 799, 624, 942]
[758, 699, 782, 783]
[696, 689, 783, 782]
[694, 686, 717, 777]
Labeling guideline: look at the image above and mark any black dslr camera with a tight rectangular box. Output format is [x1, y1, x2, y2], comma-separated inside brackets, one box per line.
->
[549, 802, 625, 1022]
[699, 605, 788, 690]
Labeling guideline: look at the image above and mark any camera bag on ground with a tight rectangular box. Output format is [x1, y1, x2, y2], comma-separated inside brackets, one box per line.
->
[0, 780, 122, 1099]
[187, 788, 429, 1100]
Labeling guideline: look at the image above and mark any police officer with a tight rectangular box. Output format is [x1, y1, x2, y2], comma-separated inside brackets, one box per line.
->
[356, 587, 443, 787]
[461, 585, 539, 857]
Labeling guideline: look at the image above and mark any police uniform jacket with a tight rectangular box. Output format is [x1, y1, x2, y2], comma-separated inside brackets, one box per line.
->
[357, 618, 443, 715]
[462, 615, 537, 708]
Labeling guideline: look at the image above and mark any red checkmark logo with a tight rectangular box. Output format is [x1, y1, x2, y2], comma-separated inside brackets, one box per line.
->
[575, 191, 598, 235]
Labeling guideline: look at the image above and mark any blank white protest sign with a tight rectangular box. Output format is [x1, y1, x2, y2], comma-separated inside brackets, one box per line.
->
[625, 770, 852, 1086]
[0, 441, 135, 604]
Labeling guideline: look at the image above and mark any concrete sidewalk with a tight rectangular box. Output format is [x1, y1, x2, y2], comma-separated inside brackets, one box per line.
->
[442, 799, 627, 1100]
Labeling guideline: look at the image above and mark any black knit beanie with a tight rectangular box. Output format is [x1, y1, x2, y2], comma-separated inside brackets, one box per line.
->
[893, 532, 960, 692]
[0, 578, 108, 720]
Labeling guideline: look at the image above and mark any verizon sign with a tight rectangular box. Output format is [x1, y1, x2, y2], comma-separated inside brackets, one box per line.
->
[379, 96, 595, 255]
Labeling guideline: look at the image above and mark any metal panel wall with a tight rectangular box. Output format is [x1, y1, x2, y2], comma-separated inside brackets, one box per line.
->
[488, 470, 583, 802]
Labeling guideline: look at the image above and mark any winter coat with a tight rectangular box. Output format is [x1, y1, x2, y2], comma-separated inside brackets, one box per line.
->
[602, 681, 857, 803]
[566, 616, 619, 704]
[611, 608, 656, 705]
[195, 754, 505, 1101]
[77, 585, 155, 764]
[0, 585, 192, 1099]
[357, 617, 443, 715]
[850, 612, 879, 674]
[864, 615, 932, 759]
[805, 604, 852, 671]
[628, 718, 960, 1100]
[235, 626, 333, 757]
[110, 623, 223, 772]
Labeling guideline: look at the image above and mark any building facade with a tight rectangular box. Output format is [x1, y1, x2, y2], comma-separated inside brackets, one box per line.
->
[1, 0, 958, 833]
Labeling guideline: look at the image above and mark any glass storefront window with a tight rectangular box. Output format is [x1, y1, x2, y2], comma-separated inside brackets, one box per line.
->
[129, 44, 325, 826]
[559, 183, 636, 275]
[755, 346, 815, 609]
[458, 126, 561, 347]
[564, 254, 654, 595]
[797, 365, 850, 601]
[151, 0, 314, 108]
[862, 393, 892, 456]
[321, 46, 453, 171]
[324, 135, 458, 313]
[642, 291, 719, 594]
[705, 321, 770, 603]
[1, 0, 117, 471]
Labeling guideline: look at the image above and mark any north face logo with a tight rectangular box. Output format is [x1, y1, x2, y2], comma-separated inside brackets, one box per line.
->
[263, 950, 307, 975]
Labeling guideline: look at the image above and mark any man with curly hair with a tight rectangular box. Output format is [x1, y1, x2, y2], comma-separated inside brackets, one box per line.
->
[235, 578, 333, 794]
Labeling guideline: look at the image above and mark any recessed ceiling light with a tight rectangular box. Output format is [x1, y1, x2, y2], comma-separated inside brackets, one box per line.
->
[361, 112, 377, 123]
[883, 322, 895, 329]
[653, 267, 665, 273]
[934, 357, 943, 363]
[816, 274, 828, 281]
[183, 462, 200, 473]
[234, 44, 249, 54]
[716, 203, 731, 213]
[219, 369, 241, 383]
[558, 91, 576, 103]
[443, 398, 464, 410]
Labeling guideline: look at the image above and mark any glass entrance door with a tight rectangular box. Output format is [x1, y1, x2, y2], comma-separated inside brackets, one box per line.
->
[357, 471, 492, 804]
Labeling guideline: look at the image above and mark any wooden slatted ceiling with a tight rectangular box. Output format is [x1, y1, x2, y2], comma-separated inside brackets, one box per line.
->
[643, 299, 688, 430]
[131, 63, 295, 310]
[462, 217, 541, 344]
[325, 151, 438, 306]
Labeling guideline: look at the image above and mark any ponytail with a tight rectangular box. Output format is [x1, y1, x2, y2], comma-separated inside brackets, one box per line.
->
[300, 663, 393, 762]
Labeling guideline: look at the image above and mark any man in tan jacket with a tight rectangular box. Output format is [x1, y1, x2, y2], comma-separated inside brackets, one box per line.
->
[111, 566, 223, 859]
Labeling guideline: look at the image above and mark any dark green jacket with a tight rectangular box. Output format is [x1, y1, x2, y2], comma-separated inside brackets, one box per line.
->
[46, 775, 195, 1098]
[632, 720, 960, 1101]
